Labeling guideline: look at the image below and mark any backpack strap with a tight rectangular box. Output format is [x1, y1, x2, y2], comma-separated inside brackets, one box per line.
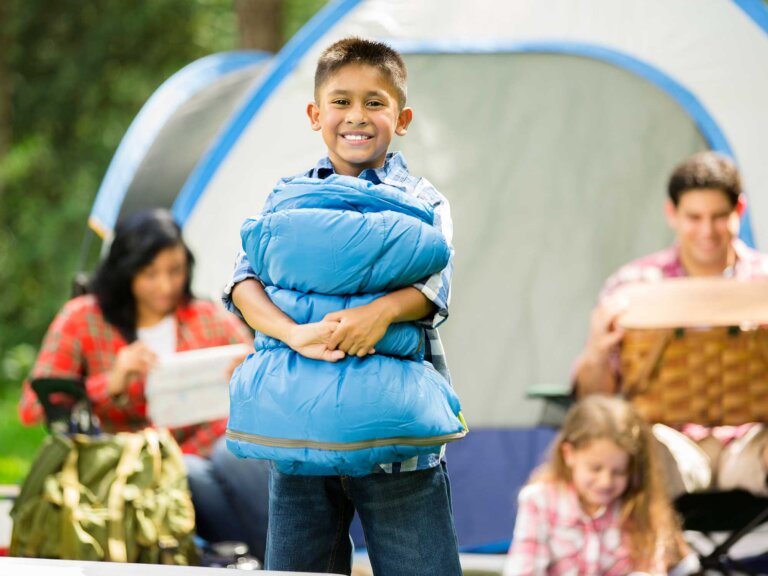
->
[59, 440, 102, 558]
[147, 428, 185, 564]
[144, 428, 162, 483]
[107, 432, 145, 562]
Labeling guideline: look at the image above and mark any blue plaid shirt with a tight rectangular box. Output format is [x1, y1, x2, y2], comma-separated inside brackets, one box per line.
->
[223, 152, 454, 473]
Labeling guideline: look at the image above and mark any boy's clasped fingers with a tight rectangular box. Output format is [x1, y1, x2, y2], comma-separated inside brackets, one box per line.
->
[325, 311, 381, 357]
[286, 321, 345, 362]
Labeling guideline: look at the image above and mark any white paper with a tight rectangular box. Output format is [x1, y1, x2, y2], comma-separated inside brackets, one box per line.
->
[145, 344, 250, 428]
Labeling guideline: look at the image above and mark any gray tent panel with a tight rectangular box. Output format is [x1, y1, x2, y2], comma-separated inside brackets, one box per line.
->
[119, 66, 269, 223]
[398, 52, 707, 425]
[89, 51, 271, 237]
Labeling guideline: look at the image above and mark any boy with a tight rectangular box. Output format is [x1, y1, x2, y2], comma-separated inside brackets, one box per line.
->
[223, 38, 461, 575]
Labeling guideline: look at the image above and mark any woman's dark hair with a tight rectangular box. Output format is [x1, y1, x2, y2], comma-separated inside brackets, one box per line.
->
[90, 209, 194, 342]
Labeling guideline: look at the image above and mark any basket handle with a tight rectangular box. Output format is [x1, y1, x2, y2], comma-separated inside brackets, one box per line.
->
[624, 329, 674, 395]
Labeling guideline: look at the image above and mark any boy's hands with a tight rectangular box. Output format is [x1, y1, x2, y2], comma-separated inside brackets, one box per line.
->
[324, 301, 392, 357]
[233, 279, 345, 362]
[233, 279, 430, 361]
[286, 321, 347, 362]
[323, 288, 433, 357]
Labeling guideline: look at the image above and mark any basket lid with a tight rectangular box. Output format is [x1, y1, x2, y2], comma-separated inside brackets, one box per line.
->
[614, 277, 768, 329]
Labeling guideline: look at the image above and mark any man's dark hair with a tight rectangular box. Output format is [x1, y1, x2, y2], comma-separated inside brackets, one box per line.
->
[90, 208, 194, 342]
[667, 151, 741, 207]
[314, 37, 408, 109]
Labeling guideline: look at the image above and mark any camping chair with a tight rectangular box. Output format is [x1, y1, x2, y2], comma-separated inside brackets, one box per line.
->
[617, 277, 768, 575]
[30, 376, 100, 436]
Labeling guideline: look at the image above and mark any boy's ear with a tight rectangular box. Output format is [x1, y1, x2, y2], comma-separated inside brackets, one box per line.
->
[307, 102, 322, 131]
[395, 107, 413, 136]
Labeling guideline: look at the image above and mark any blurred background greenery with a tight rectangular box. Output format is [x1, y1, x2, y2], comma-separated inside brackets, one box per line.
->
[0, 0, 327, 484]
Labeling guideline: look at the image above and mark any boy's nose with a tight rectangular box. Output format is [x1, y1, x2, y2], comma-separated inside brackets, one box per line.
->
[345, 107, 367, 125]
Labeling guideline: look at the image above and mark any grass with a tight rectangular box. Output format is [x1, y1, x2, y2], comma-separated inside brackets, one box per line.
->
[0, 380, 46, 485]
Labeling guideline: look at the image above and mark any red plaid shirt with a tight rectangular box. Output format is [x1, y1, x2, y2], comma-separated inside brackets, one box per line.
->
[19, 295, 253, 456]
[600, 239, 768, 298]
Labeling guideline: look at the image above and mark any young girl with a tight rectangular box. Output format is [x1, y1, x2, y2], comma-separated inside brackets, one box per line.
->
[504, 395, 696, 576]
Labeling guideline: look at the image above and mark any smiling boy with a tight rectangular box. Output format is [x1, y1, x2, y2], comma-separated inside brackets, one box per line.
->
[223, 38, 461, 575]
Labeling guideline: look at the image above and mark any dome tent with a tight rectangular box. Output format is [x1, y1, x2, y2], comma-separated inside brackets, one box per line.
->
[88, 50, 271, 237]
[89, 0, 768, 551]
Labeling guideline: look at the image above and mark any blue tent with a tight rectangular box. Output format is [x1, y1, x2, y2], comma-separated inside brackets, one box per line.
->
[89, 0, 768, 552]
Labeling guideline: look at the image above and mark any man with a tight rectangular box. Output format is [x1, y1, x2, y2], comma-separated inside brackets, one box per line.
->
[574, 151, 768, 498]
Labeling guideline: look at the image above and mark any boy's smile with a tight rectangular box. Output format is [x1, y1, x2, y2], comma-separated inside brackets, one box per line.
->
[307, 63, 412, 177]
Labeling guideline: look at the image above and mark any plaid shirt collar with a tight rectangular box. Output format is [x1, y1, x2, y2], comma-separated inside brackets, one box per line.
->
[557, 482, 618, 528]
[657, 238, 762, 278]
[308, 152, 414, 191]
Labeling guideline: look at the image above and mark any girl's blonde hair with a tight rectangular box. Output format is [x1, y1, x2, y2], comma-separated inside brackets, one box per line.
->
[532, 395, 685, 571]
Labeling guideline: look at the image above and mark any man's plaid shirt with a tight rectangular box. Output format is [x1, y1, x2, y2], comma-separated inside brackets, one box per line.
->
[223, 152, 455, 473]
[19, 295, 253, 456]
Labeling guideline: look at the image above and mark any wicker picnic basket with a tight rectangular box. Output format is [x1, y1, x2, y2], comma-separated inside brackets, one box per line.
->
[617, 277, 768, 427]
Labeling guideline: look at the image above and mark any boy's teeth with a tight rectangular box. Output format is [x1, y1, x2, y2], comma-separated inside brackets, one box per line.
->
[344, 134, 368, 141]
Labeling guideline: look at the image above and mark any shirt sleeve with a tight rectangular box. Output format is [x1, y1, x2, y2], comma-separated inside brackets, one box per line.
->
[18, 301, 88, 425]
[173, 418, 228, 458]
[222, 250, 260, 316]
[19, 300, 144, 427]
[221, 181, 286, 315]
[412, 177, 454, 328]
[503, 485, 551, 576]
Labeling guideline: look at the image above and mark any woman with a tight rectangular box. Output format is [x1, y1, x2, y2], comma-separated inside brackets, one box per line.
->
[18, 208, 269, 561]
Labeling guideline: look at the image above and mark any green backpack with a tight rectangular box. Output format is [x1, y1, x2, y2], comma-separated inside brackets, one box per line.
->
[10, 428, 199, 565]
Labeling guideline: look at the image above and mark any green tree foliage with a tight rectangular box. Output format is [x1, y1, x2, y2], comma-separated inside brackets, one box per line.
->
[0, 0, 239, 363]
[0, 0, 328, 482]
[282, 0, 328, 39]
[0, 0, 326, 367]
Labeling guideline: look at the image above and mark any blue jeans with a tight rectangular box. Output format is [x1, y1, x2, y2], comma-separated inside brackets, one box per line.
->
[266, 462, 462, 575]
[184, 437, 270, 561]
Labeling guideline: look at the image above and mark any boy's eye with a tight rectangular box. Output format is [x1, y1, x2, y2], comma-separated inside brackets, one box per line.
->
[331, 99, 349, 106]
[367, 100, 384, 107]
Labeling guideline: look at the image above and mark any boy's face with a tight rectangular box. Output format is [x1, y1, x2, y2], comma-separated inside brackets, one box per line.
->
[307, 63, 412, 177]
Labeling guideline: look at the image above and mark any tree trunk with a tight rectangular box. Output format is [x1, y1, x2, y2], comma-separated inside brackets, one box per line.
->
[235, 0, 283, 53]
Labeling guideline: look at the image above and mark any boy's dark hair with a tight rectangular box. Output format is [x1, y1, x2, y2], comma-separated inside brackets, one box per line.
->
[667, 151, 741, 207]
[315, 37, 408, 109]
[90, 208, 194, 342]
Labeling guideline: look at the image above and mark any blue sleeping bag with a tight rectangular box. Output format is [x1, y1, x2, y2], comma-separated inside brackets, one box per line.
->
[227, 175, 467, 476]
